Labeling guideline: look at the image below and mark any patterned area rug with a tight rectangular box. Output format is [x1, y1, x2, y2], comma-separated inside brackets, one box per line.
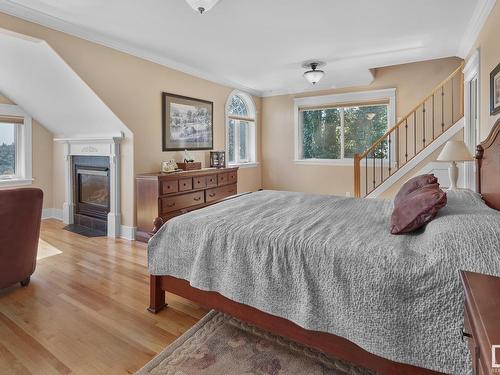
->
[136, 311, 375, 375]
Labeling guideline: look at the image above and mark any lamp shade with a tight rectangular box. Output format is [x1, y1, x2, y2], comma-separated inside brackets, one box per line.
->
[185, 0, 221, 13]
[437, 140, 474, 162]
[303, 69, 325, 85]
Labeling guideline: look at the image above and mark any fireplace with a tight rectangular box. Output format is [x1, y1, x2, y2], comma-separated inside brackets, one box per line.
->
[55, 135, 123, 238]
[72, 156, 110, 234]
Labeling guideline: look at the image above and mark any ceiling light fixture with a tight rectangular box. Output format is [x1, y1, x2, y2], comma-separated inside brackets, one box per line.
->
[185, 0, 221, 14]
[302, 62, 325, 85]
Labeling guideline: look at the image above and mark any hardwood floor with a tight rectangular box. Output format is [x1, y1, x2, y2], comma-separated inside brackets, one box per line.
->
[0, 219, 208, 375]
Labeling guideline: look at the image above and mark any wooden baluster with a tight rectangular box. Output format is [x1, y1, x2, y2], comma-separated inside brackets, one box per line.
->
[354, 154, 361, 198]
[380, 141, 383, 182]
[414, 111, 417, 157]
[372, 150, 375, 190]
[441, 86, 445, 133]
[422, 102, 426, 148]
[395, 127, 399, 170]
[432, 94, 435, 140]
[365, 155, 368, 196]
[388, 132, 392, 176]
[405, 119, 408, 163]
[451, 77, 455, 124]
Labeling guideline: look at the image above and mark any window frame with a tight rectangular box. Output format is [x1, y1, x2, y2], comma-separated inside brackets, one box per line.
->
[294, 89, 396, 166]
[0, 103, 33, 187]
[225, 91, 258, 168]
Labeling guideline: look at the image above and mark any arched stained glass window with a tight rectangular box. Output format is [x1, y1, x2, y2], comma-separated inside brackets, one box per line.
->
[226, 91, 256, 165]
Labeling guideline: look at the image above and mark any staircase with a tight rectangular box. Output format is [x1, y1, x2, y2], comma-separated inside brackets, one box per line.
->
[354, 63, 465, 198]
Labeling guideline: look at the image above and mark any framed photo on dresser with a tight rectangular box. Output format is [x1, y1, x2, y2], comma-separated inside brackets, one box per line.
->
[162, 92, 213, 151]
[491, 63, 500, 115]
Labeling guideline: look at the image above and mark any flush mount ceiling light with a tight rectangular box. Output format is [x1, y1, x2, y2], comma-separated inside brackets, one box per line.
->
[185, 0, 221, 14]
[302, 61, 326, 85]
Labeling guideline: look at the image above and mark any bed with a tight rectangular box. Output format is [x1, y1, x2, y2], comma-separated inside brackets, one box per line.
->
[147, 119, 500, 375]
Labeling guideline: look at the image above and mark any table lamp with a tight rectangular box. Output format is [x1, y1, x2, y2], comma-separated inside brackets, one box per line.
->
[436, 140, 474, 190]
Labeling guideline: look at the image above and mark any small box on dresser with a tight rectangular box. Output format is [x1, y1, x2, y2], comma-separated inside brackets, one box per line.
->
[460, 271, 500, 375]
[136, 167, 238, 242]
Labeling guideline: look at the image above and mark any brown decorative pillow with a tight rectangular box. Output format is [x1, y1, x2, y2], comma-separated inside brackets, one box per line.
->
[394, 174, 438, 206]
[390, 184, 447, 234]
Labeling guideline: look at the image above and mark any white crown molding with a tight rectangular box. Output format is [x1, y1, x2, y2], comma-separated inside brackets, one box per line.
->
[0, 0, 263, 97]
[457, 0, 496, 58]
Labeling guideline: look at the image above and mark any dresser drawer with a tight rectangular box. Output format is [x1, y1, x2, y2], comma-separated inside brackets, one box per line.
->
[179, 178, 193, 192]
[160, 191, 204, 213]
[206, 184, 237, 203]
[193, 176, 206, 189]
[161, 180, 179, 195]
[206, 174, 217, 187]
[228, 171, 237, 185]
[217, 173, 229, 186]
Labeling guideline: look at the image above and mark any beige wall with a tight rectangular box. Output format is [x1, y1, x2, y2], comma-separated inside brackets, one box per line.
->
[261, 57, 463, 196]
[0, 94, 54, 208]
[468, 0, 500, 140]
[0, 12, 262, 227]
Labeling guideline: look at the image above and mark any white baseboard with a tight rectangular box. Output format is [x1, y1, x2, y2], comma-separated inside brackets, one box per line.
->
[120, 225, 136, 241]
[42, 208, 63, 220]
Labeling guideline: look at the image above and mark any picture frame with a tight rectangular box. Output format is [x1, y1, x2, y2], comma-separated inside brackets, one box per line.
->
[162, 92, 214, 151]
[490, 63, 500, 115]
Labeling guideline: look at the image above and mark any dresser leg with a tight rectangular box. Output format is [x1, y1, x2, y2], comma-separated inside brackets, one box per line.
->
[148, 275, 167, 313]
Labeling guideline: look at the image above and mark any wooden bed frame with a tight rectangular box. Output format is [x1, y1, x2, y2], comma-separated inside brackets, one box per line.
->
[148, 119, 500, 375]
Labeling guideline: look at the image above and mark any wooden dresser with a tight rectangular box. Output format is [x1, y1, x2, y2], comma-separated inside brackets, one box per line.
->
[460, 271, 500, 374]
[136, 167, 238, 242]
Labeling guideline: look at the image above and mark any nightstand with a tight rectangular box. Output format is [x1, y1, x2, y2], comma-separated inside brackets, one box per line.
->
[460, 271, 500, 374]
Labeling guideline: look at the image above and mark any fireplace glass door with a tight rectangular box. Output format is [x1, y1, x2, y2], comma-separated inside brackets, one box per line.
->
[76, 167, 110, 219]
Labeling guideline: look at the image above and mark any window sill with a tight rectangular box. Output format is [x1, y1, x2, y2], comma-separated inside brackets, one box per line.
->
[228, 162, 259, 169]
[294, 159, 354, 166]
[0, 178, 34, 187]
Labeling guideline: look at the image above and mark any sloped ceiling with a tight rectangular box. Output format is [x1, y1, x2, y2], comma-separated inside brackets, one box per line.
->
[0, 27, 130, 137]
[0, 0, 490, 96]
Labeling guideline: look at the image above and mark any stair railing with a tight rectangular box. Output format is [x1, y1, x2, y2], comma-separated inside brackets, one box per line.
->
[354, 63, 464, 198]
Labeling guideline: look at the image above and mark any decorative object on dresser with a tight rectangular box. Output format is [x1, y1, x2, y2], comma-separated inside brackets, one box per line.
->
[436, 140, 474, 190]
[210, 151, 226, 168]
[136, 167, 238, 242]
[491, 62, 500, 115]
[162, 92, 213, 151]
[460, 271, 500, 374]
[161, 160, 178, 173]
[177, 161, 202, 171]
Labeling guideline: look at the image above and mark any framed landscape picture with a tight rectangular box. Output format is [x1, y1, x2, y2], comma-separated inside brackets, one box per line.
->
[491, 63, 500, 115]
[162, 92, 213, 151]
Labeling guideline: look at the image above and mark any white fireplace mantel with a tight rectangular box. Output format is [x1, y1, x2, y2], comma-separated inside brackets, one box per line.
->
[54, 134, 124, 238]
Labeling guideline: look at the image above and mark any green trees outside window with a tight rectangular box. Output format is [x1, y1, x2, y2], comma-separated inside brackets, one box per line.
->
[301, 104, 388, 160]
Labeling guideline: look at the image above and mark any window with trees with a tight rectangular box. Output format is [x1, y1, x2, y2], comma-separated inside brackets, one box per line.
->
[226, 92, 256, 165]
[295, 89, 395, 164]
[300, 104, 388, 160]
[0, 105, 32, 186]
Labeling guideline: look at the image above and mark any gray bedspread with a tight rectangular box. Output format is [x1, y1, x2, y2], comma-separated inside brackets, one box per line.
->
[148, 189, 500, 374]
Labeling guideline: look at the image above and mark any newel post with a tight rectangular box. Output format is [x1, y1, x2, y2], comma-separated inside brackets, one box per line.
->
[354, 154, 361, 198]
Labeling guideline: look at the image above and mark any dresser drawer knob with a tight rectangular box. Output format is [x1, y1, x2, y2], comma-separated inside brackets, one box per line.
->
[209, 193, 216, 197]
[167, 202, 175, 208]
[461, 328, 472, 341]
[194, 196, 201, 201]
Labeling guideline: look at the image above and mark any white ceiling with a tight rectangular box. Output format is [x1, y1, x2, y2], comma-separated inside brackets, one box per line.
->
[0, 0, 493, 96]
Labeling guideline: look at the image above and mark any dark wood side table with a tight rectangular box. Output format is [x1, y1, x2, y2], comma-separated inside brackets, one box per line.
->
[460, 271, 500, 375]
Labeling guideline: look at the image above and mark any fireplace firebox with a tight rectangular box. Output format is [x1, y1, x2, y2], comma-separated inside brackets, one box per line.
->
[72, 156, 110, 235]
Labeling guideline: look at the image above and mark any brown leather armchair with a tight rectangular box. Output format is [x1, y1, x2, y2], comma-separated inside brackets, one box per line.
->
[0, 188, 43, 289]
